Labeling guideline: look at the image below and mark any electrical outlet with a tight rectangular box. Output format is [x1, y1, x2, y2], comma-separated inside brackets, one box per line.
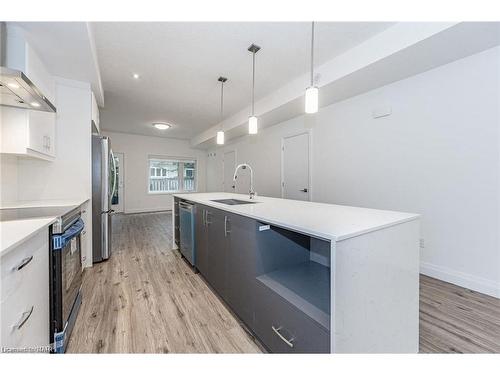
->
[419, 239, 425, 249]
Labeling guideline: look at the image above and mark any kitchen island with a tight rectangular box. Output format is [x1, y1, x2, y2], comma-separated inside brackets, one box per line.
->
[172, 192, 420, 353]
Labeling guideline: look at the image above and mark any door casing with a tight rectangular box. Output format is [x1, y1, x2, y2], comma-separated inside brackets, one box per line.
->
[280, 130, 312, 201]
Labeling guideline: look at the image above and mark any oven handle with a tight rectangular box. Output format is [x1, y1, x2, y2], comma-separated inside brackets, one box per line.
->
[52, 218, 84, 250]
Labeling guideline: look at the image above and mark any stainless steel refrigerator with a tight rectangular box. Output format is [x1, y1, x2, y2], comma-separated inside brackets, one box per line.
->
[92, 135, 116, 263]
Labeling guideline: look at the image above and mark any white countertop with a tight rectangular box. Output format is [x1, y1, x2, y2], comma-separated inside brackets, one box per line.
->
[0, 217, 56, 256]
[0, 198, 89, 209]
[173, 192, 419, 241]
[0, 198, 89, 255]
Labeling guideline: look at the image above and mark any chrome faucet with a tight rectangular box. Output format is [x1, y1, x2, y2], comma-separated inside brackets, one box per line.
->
[233, 163, 256, 199]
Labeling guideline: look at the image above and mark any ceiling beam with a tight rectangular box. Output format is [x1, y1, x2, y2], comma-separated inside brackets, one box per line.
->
[192, 22, 497, 148]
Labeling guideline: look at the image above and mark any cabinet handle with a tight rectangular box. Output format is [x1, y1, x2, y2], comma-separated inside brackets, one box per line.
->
[272, 326, 295, 348]
[224, 216, 231, 237]
[14, 306, 34, 330]
[47, 136, 51, 150]
[205, 211, 211, 225]
[13, 256, 33, 271]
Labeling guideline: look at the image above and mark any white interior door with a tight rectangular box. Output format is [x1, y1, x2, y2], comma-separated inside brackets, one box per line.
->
[111, 152, 124, 213]
[282, 132, 310, 201]
[223, 150, 236, 192]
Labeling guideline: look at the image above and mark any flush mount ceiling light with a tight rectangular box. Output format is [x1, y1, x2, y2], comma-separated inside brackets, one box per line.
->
[217, 76, 228, 145]
[305, 21, 319, 114]
[248, 43, 261, 135]
[153, 123, 171, 130]
[133, 73, 140, 79]
[7, 82, 20, 89]
[30, 101, 41, 108]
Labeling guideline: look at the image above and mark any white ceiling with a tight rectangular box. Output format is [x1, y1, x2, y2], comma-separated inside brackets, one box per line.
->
[92, 22, 394, 139]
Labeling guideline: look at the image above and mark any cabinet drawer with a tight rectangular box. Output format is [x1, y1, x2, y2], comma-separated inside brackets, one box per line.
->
[1, 230, 50, 349]
[254, 281, 330, 353]
[1, 229, 48, 303]
[1, 288, 49, 350]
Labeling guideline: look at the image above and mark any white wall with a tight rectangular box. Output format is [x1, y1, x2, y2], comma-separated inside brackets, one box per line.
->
[16, 79, 92, 203]
[4, 78, 94, 266]
[207, 46, 500, 297]
[101, 131, 207, 213]
[0, 155, 19, 202]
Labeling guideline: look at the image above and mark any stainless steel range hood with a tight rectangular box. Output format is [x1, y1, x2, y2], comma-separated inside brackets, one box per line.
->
[0, 66, 56, 112]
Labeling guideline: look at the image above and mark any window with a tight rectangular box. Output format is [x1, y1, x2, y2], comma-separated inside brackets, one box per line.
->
[148, 158, 196, 193]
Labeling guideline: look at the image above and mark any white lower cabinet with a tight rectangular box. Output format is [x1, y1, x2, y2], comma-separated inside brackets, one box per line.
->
[1, 229, 50, 351]
[0, 107, 56, 160]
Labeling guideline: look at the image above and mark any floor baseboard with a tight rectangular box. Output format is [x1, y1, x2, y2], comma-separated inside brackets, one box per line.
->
[420, 261, 500, 298]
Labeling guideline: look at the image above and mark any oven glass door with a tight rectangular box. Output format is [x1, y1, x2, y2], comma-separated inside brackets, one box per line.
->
[61, 235, 82, 322]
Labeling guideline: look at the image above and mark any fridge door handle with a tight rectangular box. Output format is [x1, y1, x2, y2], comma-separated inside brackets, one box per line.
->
[110, 149, 117, 201]
[101, 138, 110, 212]
[102, 213, 109, 259]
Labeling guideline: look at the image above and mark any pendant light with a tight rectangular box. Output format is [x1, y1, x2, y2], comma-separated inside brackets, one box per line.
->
[248, 44, 261, 134]
[217, 76, 227, 145]
[305, 21, 319, 114]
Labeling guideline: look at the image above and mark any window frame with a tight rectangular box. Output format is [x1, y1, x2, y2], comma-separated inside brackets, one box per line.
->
[147, 156, 198, 195]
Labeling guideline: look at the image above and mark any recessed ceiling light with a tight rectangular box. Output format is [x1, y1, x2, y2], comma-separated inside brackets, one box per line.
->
[7, 82, 20, 89]
[153, 123, 171, 130]
[30, 101, 41, 108]
[133, 73, 140, 79]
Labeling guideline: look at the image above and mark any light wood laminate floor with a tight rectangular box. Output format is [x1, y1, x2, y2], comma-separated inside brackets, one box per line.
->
[67, 212, 500, 353]
[419, 275, 500, 353]
[67, 212, 261, 353]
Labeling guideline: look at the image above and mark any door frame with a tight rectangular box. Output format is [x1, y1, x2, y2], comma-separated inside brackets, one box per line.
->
[280, 129, 313, 201]
[112, 152, 125, 213]
[222, 149, 238, 192]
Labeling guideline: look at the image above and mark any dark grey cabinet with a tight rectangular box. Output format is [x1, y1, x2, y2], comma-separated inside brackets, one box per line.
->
[192, 201, 331, 353]
[194, 204, 209, 276]
[254, 281, 330, 353]
[194, 204, 257, 329]
[225, 213, 257, 330]
[206, 208, 228, 301]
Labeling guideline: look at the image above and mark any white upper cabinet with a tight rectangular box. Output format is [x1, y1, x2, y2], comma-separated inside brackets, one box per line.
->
[0, 107, 56, 160]
[91, 91, 100, 132]
[1, 24, 56, 160]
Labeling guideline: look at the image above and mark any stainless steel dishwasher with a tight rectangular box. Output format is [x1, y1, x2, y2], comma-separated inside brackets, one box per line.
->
[179, 201, 195, 266]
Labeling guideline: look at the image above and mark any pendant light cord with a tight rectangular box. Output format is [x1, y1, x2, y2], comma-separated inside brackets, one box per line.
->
[252, 51, 256, 116]
[220, 80, 224, 129]
[310, 21, 315, 86]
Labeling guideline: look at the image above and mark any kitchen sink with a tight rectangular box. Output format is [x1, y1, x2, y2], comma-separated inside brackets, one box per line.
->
[211, 199, 258, 205]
